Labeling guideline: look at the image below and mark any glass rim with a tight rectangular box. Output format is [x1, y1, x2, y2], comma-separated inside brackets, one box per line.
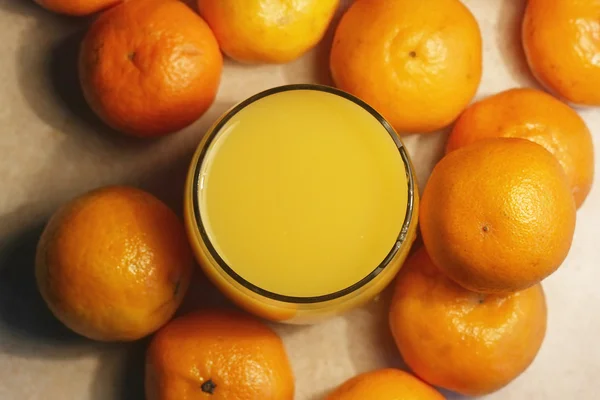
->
[190, 84, 416, 305]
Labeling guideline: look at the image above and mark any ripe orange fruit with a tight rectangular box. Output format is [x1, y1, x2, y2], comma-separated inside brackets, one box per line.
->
[420, 138, 576, 293]
[198, 0, 339, 63]
[447, 88, 595, 208]
[145, 310, 295, 400]
[523, 0, 600, 106]
[330, 0, 482, 134]
[79, 0, 223, 137]
[35, 186, 193, 341]
[325, 369, 444, 400]
[390, 247, 547, 396]
[34, 0, 120, 16]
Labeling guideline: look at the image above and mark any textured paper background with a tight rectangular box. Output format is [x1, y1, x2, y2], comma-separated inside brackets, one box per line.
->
[0, 1, 599, 399]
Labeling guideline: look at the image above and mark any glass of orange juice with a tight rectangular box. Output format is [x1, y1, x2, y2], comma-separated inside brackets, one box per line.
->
[184, 84, 418, 324]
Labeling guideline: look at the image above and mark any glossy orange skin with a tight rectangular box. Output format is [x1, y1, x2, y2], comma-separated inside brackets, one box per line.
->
[523, 0, 600, 106]
[145, 310, 295, 400]
[448, 88, 595, 208]
[79, 0, 223, 137]
[35, 186, 193, 341]
[326, 369, 444, 400]
[421, 138, 576, 294]
[198, 0, 339, 64]
[34, 0, 120, 16]
[330, 0, 482, 134]
[390, 247, 547, 396]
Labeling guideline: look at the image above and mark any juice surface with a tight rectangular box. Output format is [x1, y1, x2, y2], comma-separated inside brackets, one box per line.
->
[199, 89, 408, 298]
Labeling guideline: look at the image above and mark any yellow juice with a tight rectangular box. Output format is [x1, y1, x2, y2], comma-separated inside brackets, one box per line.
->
[185, 85, 418, 323]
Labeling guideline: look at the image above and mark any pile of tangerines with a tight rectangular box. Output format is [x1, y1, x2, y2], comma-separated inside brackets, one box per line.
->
[31, 0, 596, 398]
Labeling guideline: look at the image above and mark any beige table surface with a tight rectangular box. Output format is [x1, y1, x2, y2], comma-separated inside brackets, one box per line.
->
[1, 0, 599, 399]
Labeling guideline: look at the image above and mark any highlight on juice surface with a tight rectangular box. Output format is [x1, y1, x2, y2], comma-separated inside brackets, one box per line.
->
[184, 85, 419, 323]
